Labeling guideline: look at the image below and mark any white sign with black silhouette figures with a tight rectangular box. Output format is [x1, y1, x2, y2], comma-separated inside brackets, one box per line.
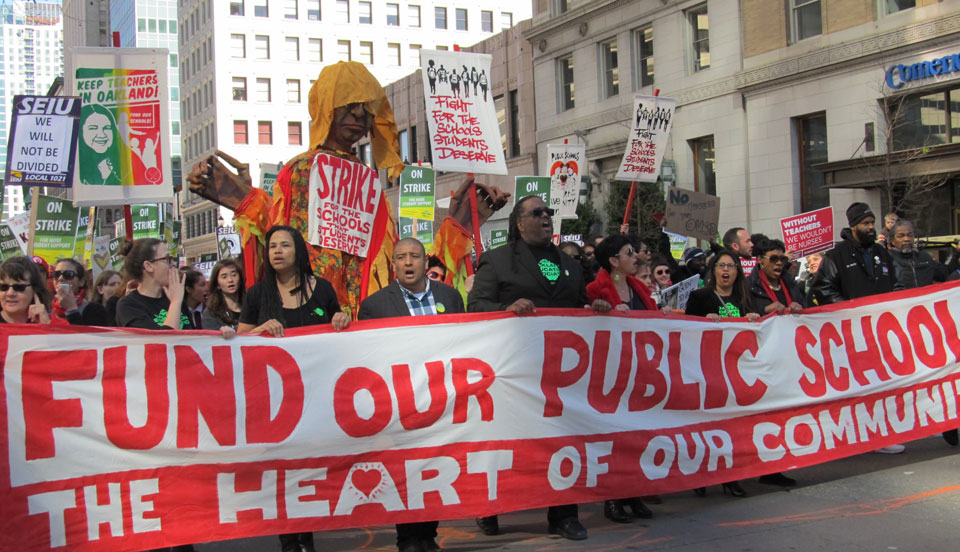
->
[616, 95, 676, 182]
[547, 143, 585, 219]
[420, 50, 507, 175]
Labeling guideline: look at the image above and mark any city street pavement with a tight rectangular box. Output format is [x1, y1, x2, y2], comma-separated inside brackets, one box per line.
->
[195, 434, 960, 551]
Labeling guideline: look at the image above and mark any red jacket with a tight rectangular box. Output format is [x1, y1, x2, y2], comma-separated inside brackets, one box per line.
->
[586, 268, 658, 311]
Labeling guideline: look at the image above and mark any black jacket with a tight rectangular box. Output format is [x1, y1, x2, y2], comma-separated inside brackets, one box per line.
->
[358, 280, 465, 320]
[889, 248, 947, 289]
[747, 269, 806, 315]
[468, 240, 588, 312]
[811, 228, 900, 304]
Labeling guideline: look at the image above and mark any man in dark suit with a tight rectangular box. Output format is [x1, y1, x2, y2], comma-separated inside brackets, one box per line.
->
[467, 195, 604, 541]
[358, 237, 464, 552]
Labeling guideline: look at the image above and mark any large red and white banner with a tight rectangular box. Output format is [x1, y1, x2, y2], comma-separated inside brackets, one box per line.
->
[4, 283, 960, 551]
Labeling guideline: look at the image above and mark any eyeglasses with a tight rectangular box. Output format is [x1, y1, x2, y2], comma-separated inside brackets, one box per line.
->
[53, 270, 78, 280]
[715, 262, 737, 270]
[150, 255, 175, 265]
[0, 283, 29, 292]
[523, 207, 555, 218]
[655, 269, 670, 275]
[765, 255, 789, 264]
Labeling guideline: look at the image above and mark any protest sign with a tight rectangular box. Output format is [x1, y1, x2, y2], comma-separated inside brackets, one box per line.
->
[399, 166, 436, 221]
[665, 230, 689, 260]
[659, 274, 701, 310]
[515, 176, 551, 203]
[780, 206, 834, 257]
[5, 212, 31, 253]
[489, 228, 508, 249]
[306, 152, 381, 257]
[67, 48, 174, 206]
[616, 95, 676, 182]
[72, 208, 93, 264]
[664, 186, 720, 242]
[194, 253, 217, 278]
[217, 227, 242, 260]
[107, 237, 126, 271]
[0, 224, 24, 260]
[399, 217, 434, 251]
[164, 220, 182, 259]
[4, 282, 960, 551]
[90, 235, 112, 278]
[560, 234, 583, 246]
[547, 143, 585, 219]
[32, 195, 80, 264]
[741, 257, 757, 276]
[131, 204, 161, 239]
[259, 162, 282, 198]
[3, 96, 81, 188]
[420, 50, 507, 175]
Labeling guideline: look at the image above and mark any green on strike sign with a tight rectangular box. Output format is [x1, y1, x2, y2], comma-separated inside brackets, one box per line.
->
[0, 224, 24, 260]
[108, 237, 126, 271]
[132, 204, 161, 239]
[164, 220, 182, 259]
[399, 166, 436, 221]
[515, 176, 551, 203]
[33, 194, 79, 264]
[489, 229, 508, 249]
[398, 217, 434, 251]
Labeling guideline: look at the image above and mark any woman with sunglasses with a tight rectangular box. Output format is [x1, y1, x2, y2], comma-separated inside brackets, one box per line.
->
[53, 258, 109, 326]
[748, 239, 805, 316]
[649, 256, 674, 307]
[115, 238, 192, 330]
[202, 259, 245, 332]
[0, 256, 60, 324]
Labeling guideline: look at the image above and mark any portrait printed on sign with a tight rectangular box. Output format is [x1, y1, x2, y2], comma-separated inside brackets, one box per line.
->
[547, 143, 585, 219]
[68, 48, 174, 206]
[616, 95, 676, 182]
[420, 50, 507, 175]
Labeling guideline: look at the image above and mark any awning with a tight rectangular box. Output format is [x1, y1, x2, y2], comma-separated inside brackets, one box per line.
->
[815, 142, 960, 189]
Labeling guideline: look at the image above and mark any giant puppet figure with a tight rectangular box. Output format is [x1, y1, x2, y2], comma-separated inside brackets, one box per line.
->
[186, 61, 510, 315]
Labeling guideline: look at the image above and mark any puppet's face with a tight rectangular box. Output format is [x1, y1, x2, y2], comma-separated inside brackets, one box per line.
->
[329, 102, 373, 150]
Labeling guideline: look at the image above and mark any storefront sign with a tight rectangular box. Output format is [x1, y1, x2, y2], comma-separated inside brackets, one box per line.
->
[886, 52, 960, 89]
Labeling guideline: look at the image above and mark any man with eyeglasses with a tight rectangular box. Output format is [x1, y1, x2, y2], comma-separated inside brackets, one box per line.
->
[468, 195, 609, 542]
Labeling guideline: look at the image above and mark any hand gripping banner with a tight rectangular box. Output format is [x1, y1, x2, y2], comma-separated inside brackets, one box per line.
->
[4, 282, 960, 550]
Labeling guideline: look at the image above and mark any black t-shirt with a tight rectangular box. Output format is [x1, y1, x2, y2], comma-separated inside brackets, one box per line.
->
[529, 244, 562, 287]
[65, 301, 109, 326]
[116, 290, 194, 330]
[240, 277, 341, 329]
[685, 288, 748, 318]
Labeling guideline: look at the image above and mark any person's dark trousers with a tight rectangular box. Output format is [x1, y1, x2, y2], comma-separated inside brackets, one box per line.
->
[546, 504, 578, 524]
[396, 521, 440, 548]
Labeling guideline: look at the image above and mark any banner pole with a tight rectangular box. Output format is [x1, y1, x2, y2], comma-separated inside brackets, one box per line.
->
[25, 188, 39, 257]
[620, 89, 660, 236]
[467, 174, 483, 257]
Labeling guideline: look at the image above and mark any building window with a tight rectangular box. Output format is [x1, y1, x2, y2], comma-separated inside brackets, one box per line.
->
[285, 37, 299, 61]
[232, 77, 247, 101]
[288, 122, 302, 145]
[600, 39, 619, 98]
[435, 7, 447, 29]
[481, 10, 493, 32]
[502, 12, 513, 30]
[791, 0, 821, 42]
[888, 88, 958, 151]
[884, 0, 916, 15]
[254, 35, 270, 59]
[409, 4, 421, 27]
[255, 78, 271, 102]
[411, 125, 419, 162]
[495, 94, 507, 154]
[284, 0, 297, 19]
[254, 0, 268, 17]
[359, 41, 373, 64]
[388, 43, 401, 65]
[386, 3, 399, 25]
[338, 40, 352, 61]
[172, 121, 180, 135]
[234, 120, 248, 144]
[409, 44, 422, 66]
[258, 121, 273, 144]
[359, 1, 372, 24]
[399, 129, 410, 162]
[138, 18, 147, 31]
[456, 8, 468, 31]
[690, 136, 716, 196]
[509, 89, 520, 156]
[635, 26, 654, 88]
[169, 53, 179, 67]
[557, 55, 575, 111]
[555, 0, 568, 15]
[796, 113, 828, 211]
[336, 0, 349, 23]
[307, 0, 320, 20]
[308, 38, 322, 62]
[231, 34, 246, 57]
[688, 5, 709, 72]
[286, 79, 301, 102]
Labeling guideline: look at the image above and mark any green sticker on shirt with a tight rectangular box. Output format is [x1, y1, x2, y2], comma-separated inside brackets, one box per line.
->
[153, 309, 190, 329]
[717, 302, 741, 318]
[538, 258, 560, 282]
[314, 308, 325, 318]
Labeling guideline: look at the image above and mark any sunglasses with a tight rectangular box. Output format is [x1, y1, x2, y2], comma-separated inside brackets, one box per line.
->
[0, 283, 29, 292]
[53, 270, 78, 280]
[765, 255, 789, 264]
[426, 271, 444, 281]
[655, 269, 670, 275]
[150, 255, 175, 265]
[524, 207, 555, 218]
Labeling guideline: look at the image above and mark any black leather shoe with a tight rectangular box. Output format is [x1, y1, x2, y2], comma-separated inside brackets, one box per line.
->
[603, 500, 632, 523]
[420, 537, 443, 552]
[944, 429, 959, 446]
[548, 517, 588, 540]
[626, 497, 653, 519]
[693, 487, 706, 497]
[279, 532, 315, 552]
[722, 481, 747, 497]
[758, 472, 797, 487]
[476, 515, 499, 536]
